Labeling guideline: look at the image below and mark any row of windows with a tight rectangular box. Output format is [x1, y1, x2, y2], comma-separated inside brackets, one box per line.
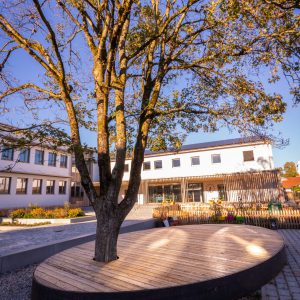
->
[0, 177, 67, 195]
[124, 150, 255, 172]
[1, 147, 68, 168]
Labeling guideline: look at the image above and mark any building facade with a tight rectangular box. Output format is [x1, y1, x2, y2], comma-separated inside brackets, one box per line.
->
[72, 137, 280, 206]
[0, 142, 71, 209]
[2, 133, 278, 209]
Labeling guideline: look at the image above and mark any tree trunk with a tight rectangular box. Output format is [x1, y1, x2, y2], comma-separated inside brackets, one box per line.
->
[94, 209, 123, 262]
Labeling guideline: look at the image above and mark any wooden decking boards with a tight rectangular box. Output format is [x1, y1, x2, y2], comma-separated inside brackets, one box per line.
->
[32, 224, 286, 300]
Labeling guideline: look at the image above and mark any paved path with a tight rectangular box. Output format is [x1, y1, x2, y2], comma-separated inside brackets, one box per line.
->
[262, 230, 300, 300]
[0, 204, 155, 257]
[0, 219, 142, 257]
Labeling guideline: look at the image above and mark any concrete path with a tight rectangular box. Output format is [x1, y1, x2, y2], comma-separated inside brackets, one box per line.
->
[0, 204, 155, 257]
[0, 219, 144, 257]
[262, 230, 300, 300]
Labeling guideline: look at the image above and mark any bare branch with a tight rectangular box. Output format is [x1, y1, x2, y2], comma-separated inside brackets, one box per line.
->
[0, 45, 19, 72]
[0, 14, 60, 79]
[0, 83, 62, 101]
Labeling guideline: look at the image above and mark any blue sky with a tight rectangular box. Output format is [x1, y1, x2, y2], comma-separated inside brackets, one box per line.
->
[182, 75, 300, 168]
[183, 102, 299, 168]
[1, 35, 299, 169]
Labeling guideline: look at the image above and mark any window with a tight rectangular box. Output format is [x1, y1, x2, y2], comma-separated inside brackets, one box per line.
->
[46, 180, 55, 194]
[154, 160, 162, 169]
[59, 181, 67, 194]
[32, 179, 42, 194]
[172, 158, 180, 168]
[71, 182, 83, 197]
[243, 150, 254, 162]
[148, 185, 182, 203]
[19, 148, 30, 163]
[0, 177, 11, 194]
[187, 183, 204, 202]
[35, 150, 44, 165]
[211, 154, 221, 164]
[191, 156, 200, 166]
[48, 152, 57, 167]
[16, 178, 28, 194]
[124, 164, 129, 172]
[1, 146, 14, 161]
[60, 155, 68, 168]
[143, 161, 151, 170]
[217, 184, 227, 201]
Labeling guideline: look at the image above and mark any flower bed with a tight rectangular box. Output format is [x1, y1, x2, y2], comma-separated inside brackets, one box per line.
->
[0, 205, 91, 225]
[9, 206, 85, 219]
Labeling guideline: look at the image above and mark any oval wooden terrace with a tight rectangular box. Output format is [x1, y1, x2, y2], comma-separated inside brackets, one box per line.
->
[32, 224, 286, 300]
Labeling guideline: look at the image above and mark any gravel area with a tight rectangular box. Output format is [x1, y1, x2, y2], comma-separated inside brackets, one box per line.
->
[0, 265, 36, 300]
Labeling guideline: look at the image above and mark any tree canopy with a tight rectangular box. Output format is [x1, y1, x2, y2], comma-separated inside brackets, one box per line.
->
[282, 161, 299, 177]
[0, 0, 299, 261]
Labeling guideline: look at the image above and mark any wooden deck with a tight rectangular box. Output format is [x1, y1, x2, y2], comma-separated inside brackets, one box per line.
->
[32, 224, 286, 300]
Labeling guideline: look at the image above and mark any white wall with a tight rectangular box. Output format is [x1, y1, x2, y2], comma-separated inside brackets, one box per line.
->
[0, 172, 70, 209]
[106, 142, 274, 204]
[118, 183, 145, 204]
[108, 142, 274, 182]
[0, 146, 71, 178]
[0, 146, 72, 209]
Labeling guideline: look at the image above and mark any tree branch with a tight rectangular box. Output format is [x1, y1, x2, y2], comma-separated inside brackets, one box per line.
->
[0, 83, 62, 101]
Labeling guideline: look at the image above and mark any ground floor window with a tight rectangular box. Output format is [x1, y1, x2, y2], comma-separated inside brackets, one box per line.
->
[0, 177, 11, 194]
[16, 178, 28, 194]
[46, 180, 55, 194]
[217, 184, 227, 201]
[187, 183, 204, 202]
[32, 179, 42, 194]
[148, 184, 181, 203]
[59, 181, 67, 194]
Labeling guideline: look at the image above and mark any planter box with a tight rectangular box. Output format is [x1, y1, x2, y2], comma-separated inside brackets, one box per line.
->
[0, 215, 96, 225]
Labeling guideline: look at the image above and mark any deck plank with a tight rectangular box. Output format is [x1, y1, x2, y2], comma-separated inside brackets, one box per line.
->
[33, 224, 286, 300]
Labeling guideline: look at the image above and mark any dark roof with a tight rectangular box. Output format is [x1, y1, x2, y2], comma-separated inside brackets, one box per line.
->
[144, 137, 266, 156]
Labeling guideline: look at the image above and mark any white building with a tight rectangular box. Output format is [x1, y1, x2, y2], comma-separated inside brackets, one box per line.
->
[297, 161, 300, 175]
[73, 137, 280, 206]
[1, 123, 278, 209]
[0, 125, 72, 209]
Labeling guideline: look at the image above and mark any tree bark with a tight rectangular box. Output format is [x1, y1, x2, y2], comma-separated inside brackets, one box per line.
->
[94, 203, 123, 262]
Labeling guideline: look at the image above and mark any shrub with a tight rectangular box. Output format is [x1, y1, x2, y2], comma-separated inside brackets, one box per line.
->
[52, 207, 68, 218]
[8, 206, 85, 219]
[68, 208, 85, 218]
[10, 208, 26, 219]
[44, 210, 55, 219]
[30, 207, 47, 218]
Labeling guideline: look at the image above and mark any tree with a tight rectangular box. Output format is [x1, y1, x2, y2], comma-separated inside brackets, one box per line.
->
[0, 0, 299, 262]
[283, 162, 299, 177]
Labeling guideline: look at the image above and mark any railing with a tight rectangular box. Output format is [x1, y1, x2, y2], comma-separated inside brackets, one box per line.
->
[152, 202, 300, 229]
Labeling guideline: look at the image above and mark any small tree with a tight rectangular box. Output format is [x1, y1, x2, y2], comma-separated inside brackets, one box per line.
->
[0, 0, 299, 262]
[283, 162, 299, 177]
